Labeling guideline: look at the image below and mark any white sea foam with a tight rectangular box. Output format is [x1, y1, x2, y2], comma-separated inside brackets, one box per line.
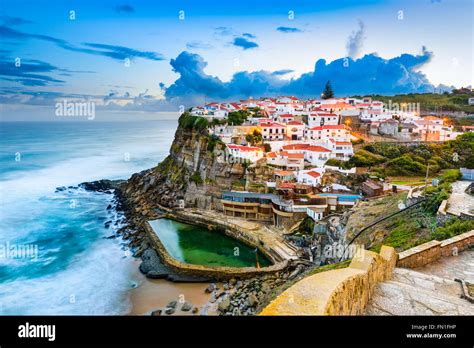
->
[0, 120, 176, 314]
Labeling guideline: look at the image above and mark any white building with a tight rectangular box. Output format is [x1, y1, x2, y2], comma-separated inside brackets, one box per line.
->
[308, 112, 339, 128]
[285, 120, 305, 140]
[226, 144, 264, 163]
[359, 108, 393, 122]
[266, 151, 305, 170]
[297, 169, 323, 187]
[260, 120, 286, 141]
[305, 124, 351, 141]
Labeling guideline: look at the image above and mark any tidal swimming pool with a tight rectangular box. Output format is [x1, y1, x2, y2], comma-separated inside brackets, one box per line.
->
[148, 219, 272, 268]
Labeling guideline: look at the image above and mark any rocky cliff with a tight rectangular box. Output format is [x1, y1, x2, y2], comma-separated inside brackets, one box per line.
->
[120, 115, 246, 218]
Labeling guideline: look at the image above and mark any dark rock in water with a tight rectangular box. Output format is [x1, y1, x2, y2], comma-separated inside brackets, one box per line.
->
[139, 249, 162, 274]
[79, 179, 124, 193]
[181, 302, 193, 311]
[104, 235, 116, 239]
[55, 186, 67, 192]
[164, 307, 175, 315]
[151, 309, 162, 316]
[104, 220, 112, 228]
[106, 204, 112, 210]
[167, 301, 178, 309]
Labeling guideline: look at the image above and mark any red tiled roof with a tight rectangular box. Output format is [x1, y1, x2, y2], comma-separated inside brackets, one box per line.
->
[281, 151, 304, 159]
[306, 171, 321, 178]
[260, 121, 285, 128]
[287, 120, 303, 126]
[282, 143, 309, 150]
[306, 145, 331, 153]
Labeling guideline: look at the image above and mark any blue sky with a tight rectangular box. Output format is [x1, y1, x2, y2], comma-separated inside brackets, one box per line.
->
[0, 0, 472, 119]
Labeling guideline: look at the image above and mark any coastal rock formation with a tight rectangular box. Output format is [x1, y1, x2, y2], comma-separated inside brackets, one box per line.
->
[120, 117, 245, 217]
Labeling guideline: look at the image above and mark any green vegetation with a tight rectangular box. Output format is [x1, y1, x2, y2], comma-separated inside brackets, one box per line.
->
[245, 129, 263, 146]
[178, 112, 209, 131]
[190, 171, 203, 185]
[431, 218, 474, 241]
[338, 133, 474, 176]
[296, 217, 315, 236]
[227, 110, 251, 125]
[322, 80, 334, 99]
[367, 169, 466, 252]
[207, 134, 223, 152]
[263, 143, 272, 153]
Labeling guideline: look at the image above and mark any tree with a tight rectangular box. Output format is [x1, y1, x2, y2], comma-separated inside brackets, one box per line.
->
[322, 80, 334, 99]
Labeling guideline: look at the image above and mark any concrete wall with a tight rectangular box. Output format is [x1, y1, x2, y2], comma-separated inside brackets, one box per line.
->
[143, 217, 290, 280]
[259, 246, 397, 315]
[397, 230, 474, 268]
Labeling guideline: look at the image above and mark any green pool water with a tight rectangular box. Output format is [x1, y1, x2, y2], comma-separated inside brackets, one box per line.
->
[148, 219, 272, 268]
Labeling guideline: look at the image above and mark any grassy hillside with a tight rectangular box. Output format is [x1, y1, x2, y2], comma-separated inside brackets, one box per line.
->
[352, 92, 474, 113]
[328, 132, 474, 177]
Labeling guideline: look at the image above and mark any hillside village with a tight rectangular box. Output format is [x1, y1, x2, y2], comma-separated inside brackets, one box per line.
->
[185, 94, 473, 230]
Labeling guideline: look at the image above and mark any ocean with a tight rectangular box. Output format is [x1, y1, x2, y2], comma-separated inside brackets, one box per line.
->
[0, 119, 178, 314]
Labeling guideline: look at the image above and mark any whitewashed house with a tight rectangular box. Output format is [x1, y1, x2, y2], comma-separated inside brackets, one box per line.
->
[226, 144, 264, 163]
[308, 112, 340, 128]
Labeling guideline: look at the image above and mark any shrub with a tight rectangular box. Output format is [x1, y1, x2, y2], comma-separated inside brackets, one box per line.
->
[178, 112, 209, 131]
[386, 154, 426, 176]
[438, 169, 461, 184]
[431, 218, 474, 240]
[190, 171, 203, 185]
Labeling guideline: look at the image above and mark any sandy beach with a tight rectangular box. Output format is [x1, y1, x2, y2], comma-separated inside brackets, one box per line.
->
[128, 260, 218, 316]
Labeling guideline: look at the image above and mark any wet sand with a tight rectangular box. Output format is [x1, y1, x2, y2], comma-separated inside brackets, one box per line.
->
[128, 260, 217, 316]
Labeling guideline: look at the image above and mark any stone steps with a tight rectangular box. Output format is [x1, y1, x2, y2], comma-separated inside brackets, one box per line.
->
[366, 268, 473, 315]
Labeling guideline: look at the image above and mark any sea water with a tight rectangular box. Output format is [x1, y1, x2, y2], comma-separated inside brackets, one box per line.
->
[0, 119, 177, 314]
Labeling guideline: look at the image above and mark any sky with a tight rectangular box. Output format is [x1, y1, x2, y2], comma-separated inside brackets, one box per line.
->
[0, 0, 473, 120]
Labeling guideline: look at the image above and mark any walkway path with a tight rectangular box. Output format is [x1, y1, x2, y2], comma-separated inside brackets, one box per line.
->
[366, 251, 474, 315]
[446, 181, 474, 216]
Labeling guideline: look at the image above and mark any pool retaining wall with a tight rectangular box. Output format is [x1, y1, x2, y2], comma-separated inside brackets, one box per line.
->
[143, 216, 291, 279]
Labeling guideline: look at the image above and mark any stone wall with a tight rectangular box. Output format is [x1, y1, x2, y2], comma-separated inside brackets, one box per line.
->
[143, 219, 290, 280]
[397, 230, 474, 268]
[259, 246, 397, 315]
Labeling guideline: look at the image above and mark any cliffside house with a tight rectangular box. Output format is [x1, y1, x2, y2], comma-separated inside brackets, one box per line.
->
[221, 191, 275, 221]
[297, 170, 322, 187]
[226, 144, 264, 163]
[266, 151, 305, 170]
